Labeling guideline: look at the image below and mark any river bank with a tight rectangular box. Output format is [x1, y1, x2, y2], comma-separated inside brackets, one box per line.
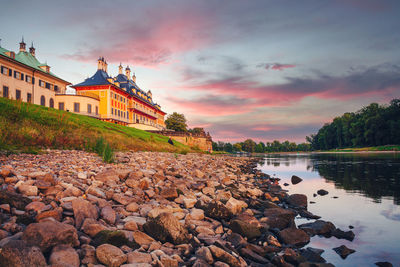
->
[0, 150, 377, 266]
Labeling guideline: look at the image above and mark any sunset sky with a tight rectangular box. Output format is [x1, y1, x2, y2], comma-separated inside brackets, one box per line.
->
[1, 0, 399, 142]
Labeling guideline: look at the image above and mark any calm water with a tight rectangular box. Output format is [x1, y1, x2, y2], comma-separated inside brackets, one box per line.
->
[258, 153, 400, 267]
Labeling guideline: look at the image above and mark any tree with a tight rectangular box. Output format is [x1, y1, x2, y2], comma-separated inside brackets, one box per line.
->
[223, 142, 233, 153]
[188, 127, 205, 135]
[242, 139, 256, 152]
[255, 142, 265, 153]
[233, 143, 242, 152]
[165, 112, 187, 132]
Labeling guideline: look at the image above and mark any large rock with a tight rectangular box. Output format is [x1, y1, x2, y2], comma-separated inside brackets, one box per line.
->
[331, 228, 355, 241]
[132, 231, 156, 246]
[127, 251, 152, 264]
[72, 198, 98, 228]
[18, 184, 38, 196]
[278, 228, 310, 247]
[317, 189, 329, 196]
[287, 194, 307, 209]
[49, 244, 80, 267]
[95, 169, 120, 182]
[160, 187, 178, 200]
[0, 240, 46, 267]
[202, 201, 233, 221]
[101, 205, 116, 225]
[0, 189, 32, 210]
[96, 244, 127, 267]
[333, 245, 355, 259]
[229, 219, 261, 240]
[298, 220, 336, 236]
[209, 245, 241, 267]
[22, 219, 79, 252]
[225, 197, 248, 215]
[81, 218, 108, 237]
[143, 212, 190, 245]
[291, 175, 303, 185]
[263, 208, 296, 230]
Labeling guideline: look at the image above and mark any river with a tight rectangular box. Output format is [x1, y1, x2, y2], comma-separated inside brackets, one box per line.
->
[258, 152, 400, 267]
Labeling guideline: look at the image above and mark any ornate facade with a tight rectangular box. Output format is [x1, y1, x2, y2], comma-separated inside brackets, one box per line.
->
[72, 58, 166, 130]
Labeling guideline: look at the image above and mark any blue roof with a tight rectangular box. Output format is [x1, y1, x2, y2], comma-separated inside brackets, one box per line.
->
[73, 69, 112, 87]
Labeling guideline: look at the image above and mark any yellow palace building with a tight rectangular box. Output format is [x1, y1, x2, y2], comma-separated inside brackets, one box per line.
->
[0, 39, 70, 106]
[71, 58, 166, 130]
[0, 39, 166, 130]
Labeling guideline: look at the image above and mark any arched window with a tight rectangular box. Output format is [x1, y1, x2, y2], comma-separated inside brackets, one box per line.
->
[49, 98, 54, 108]
[40, 95, 45, 106]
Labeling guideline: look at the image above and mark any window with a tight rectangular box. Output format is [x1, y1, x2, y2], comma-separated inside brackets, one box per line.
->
[127, 112, 129, 120]
[31, 77, 35, 85]
[14, 71, 21, 80]
[21, 73, 24, 80]
[54, 85, 59, 92]
[16, 90, 21, 100]
[3, 86, 9, 98]
[74, 103, 80, 112]
[40, 95, 45, 106]
[49, 98, 54, 108]
[95, 106, 98, 115]
[87, 104, 92, 114]
[118, 110, 120, 117]
[27, 93, 32, 103]
[26, 75, 31, 83]
[111, 108, 114, 115]
[59, 102, 64, 111]
[1, 66, 8, 75]
[39, 80, 45, 87]
[45, 82, 52, 89]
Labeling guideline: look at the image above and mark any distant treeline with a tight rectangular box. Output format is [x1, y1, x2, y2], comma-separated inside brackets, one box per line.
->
[307, 99, 400, 150]
[212, 139, 311, 153]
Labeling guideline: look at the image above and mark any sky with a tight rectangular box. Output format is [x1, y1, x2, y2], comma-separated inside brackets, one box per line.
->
[1, 0, 399, 143]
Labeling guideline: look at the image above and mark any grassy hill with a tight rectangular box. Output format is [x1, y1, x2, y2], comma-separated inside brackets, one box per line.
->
[0, 97, 193, 156]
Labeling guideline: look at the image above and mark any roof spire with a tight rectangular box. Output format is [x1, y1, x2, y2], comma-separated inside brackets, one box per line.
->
[19, 36, 26, 52]
[29, 41, 36, 57]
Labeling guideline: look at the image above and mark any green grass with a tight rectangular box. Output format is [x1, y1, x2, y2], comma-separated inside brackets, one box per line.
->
[0, 97, 192, 156]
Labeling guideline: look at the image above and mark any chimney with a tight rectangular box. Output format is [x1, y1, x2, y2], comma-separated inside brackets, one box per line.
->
[29, 42, 35, 57]
[19, 37, 26, 52]
[125, 66, 131, 80]
[119, 63, 123, 74]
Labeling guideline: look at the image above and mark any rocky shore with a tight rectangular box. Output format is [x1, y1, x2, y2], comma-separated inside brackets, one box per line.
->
[0, 150, 355, 267]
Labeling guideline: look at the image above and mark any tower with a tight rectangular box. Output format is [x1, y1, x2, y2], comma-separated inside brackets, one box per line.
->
[19, 37, 26, 52]
[125, 66, 131, 79]
[119, 63, 123, 75]
[29, 42, 35, 57]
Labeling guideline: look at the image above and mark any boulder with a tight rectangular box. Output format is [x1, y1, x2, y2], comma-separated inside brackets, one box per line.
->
[127, 251, 152, 264]
[22, 219, 79, 252]
[202, 201, 233, 221]
[71, 198, 98, 228]
[196, 246, 214, 264]
[291, 175, 303, 185]
[298, 220, 336, 236]
[263, 208, 296, 230]
[143, 212, 190, 245]
[101, 205, 116, 225]
[331, 228, 355, 241]
[229, 219, 261, 240]
[18, 184, 38, 196]
[160, 187, 178, 200]
[317, 189, 329, 196]
[0, 240, 46, 267]
[332, 245, 355, 259]
[375, 262, 393, 267]
[126, 202, 139, 212]
[49, 244, 80, 267]
[287, 194, 307, 208]
[93, 230, 134, 248]
[96, 244, 127, 267]
[239, 247, 270, 264]
[225, 197, 248, 215]
[183, 198, 197, 209]
[278, 228, 310, 247]
[132, 231, 156, 246]
[0, 190, 32, 210]
[95, 169, 120, 182]
[81, 218, 108, 237]
[209, 245, 241, 267]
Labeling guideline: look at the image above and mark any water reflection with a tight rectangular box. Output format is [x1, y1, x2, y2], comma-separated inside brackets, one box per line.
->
[263, 153, 400, 205]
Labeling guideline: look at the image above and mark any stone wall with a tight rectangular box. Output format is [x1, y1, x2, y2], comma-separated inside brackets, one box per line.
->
[147, 131, 213, 152]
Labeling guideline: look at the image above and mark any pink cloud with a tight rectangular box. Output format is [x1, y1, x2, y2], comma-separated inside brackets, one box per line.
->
[62, 6, 217, 67]
[268, 63, 296, 71]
